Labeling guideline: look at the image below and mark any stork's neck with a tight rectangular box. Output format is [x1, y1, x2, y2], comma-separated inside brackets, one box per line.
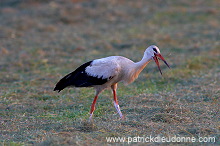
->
[134, 53, 152, 72]
[123, 53, 152, 85]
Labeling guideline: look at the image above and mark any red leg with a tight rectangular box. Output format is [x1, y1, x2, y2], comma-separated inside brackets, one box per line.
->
[111, 84, 124, 119]
[89, 95, 98, 121]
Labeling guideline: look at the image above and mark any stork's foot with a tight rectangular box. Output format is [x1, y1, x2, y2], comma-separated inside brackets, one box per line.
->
[88, 113, 93, 122]
[121, 115, 125, 120]
[114, 101, 123, 119]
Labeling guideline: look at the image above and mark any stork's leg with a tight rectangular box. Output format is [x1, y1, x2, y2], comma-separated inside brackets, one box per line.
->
[111, 84, 124, 119]
[89, 94, 98, 121]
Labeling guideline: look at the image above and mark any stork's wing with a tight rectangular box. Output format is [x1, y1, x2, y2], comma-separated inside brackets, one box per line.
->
[85, 58, 120, 81]
[54, 58, 120, 92]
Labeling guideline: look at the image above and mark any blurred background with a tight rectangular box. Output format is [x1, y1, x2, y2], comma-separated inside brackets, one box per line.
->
[0, 0, 219, 145]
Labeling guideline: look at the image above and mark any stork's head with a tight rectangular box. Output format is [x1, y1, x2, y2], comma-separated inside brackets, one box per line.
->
[145, 45, 170, 75]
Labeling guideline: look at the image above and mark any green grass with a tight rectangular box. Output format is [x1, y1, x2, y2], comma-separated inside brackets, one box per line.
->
[0, 0, 219, 145]
[1, 141, 25, 146]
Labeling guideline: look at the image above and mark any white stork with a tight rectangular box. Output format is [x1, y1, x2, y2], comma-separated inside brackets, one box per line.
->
[54, 45, 170, 121]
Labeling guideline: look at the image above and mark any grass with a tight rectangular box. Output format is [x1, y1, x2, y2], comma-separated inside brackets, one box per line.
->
[0, 0, 220, 145]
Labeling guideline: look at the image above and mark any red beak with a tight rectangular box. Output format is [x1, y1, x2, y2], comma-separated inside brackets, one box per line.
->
[153, 53, 170, 75]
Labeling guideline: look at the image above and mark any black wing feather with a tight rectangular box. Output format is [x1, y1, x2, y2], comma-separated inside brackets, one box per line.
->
[54, 61, 111, 92]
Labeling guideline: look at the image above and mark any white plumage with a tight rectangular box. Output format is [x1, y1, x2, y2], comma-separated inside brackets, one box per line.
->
[54, 45, 170, 121]
[85, 57, 121, 80]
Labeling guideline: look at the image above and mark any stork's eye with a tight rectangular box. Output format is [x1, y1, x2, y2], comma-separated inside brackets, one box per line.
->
[153, 48, 157, 53]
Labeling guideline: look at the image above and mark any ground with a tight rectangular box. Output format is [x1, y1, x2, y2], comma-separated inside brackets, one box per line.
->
[0, 0, 219, 145]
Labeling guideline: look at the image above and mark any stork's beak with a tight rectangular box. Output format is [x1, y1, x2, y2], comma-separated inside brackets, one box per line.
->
[153, 53, 170, 75]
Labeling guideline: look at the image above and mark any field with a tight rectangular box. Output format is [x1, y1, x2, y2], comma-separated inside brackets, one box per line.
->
[0, 0, 219, 145]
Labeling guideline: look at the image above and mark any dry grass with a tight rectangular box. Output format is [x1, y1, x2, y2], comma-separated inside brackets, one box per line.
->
[0, 0, 219, 145]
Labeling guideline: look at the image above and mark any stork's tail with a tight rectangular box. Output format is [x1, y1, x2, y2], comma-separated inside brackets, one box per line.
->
[54, 61, 93, 92]
[53, 73, 74, 92]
